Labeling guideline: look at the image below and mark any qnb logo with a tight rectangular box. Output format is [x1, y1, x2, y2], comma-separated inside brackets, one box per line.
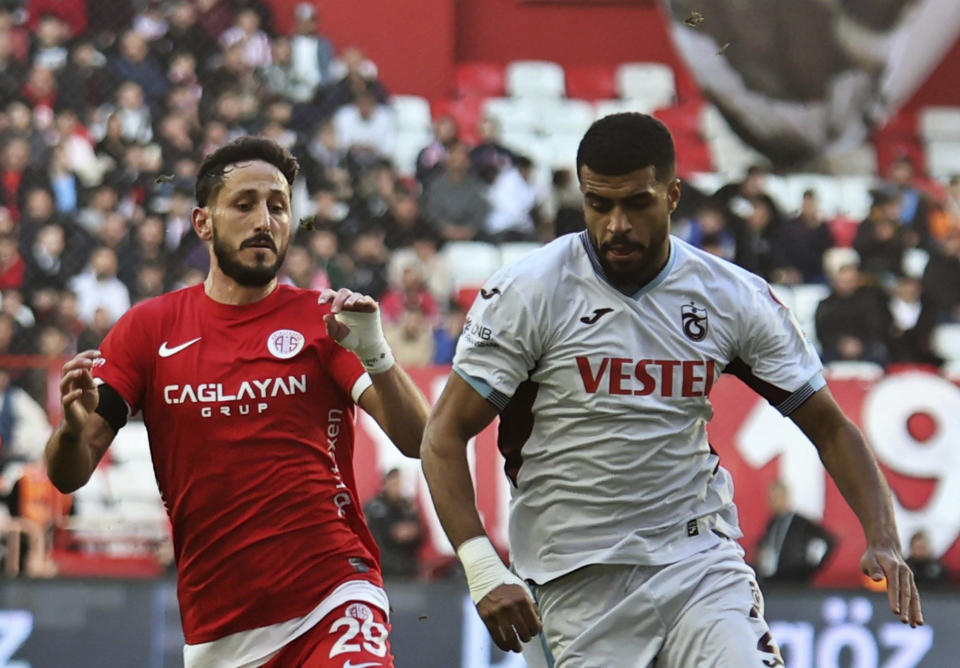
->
[769, 596, 933, 668]
[576, 356, 716, 397]
[681, 303, 708, 341]
[163, 374, 307, 417]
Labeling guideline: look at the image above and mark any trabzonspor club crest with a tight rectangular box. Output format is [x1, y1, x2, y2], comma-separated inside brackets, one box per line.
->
[681, 303, 708, 341]
[267, 329, 305, 359]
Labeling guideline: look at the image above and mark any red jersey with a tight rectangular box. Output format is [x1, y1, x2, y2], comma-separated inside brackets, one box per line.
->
[93, 284, 382, 644]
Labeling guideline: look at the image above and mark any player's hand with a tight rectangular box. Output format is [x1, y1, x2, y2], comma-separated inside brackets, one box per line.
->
[60, 350, 101, 436]
[317, 288, 394, 373]
[476, 583, 542, 653]
[318, 287, 378, 342]
[861, 542, 923, 627]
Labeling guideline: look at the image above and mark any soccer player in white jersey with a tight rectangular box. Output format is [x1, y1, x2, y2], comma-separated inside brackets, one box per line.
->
[420, 113, 923, 667]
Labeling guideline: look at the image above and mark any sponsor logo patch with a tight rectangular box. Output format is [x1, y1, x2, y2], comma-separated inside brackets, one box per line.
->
[267, 329, 304, 359]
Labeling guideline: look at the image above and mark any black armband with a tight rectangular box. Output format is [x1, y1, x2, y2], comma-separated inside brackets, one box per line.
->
[94, 383, 129, 434]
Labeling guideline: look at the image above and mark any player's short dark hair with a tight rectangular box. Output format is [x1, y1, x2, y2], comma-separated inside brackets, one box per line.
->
[576, 113, 675, 183]
[196, 136, 299, 207]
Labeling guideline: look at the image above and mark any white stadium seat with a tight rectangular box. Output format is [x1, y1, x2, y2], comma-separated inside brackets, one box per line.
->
[837, 176, 874, 220]
[391, 130, 430, 176]
[441, 241, 502, 288]
[483, 97, 540, 134]
[932, 324, 960, 362]
[499, 242, 542, 267]
[533, 98, 596, 137]
[919, 106, 960, 142]
[925, 141, 960, 179]
[594, 97, 657, 118]
[790, 283, 830, 350]
[686, 172, 726, 198]
[544, 132, 584, 171]
[902, 248, 930, 279]
[615, 62, 675, 110]
[390, 95, 432, 134]
[506, 60, 565, 99]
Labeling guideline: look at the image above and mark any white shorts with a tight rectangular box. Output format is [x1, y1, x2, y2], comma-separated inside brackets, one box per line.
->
[524, 537, 784, 668]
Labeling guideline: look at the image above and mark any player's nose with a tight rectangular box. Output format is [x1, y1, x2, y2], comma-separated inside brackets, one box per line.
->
[607, 205, 631, 234]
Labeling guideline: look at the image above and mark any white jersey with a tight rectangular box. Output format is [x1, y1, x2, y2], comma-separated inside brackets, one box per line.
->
[454, 232, 824, 584]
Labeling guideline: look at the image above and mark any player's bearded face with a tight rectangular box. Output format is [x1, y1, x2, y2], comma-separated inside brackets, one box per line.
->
[580, 165, 678, 290]
[212, 219, 288, 287]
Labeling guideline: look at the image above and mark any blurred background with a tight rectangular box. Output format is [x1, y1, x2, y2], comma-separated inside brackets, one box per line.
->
[1, 0, 959, 666]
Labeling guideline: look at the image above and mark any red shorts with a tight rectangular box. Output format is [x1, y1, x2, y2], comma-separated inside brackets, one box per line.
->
[262, 601, 394, 667]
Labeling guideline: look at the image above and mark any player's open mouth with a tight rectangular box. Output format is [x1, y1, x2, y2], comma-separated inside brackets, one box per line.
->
[606, 246, 640, 260]
[242, 239, 276, 252]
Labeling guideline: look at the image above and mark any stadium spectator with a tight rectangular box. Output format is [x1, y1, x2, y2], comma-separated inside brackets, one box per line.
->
[815, 248, 890, 365]
[884, 155, 930, 247]
[423, 142, 489, 242]
[384, 309, 436, 368]
[109, 30, 168, 108]
[21, 64, 58, 112]
[886, 274, 941, 366]
[219, 7, 271, 69]
[194, 0, 235, 44]
[30, 13, 70, 72]
[416, 115, 459, 187]
[155, 1, 217, 68]
[905, 530, 948, 587]
[300, 225, 350, 290]
[131, 0, 168, 43]
[484, 158, 541, 243]
[754, 480, 836, 584]
[377, 186, 427, 251]
[112, 81, 154, 144]
[432, 301, 466, 365]
[67, 246, 131, 326]
[1, 136, 47, 221]
[380, 264, 439, 325]
[347, 230, 390, 300]
[772, 189, 834, 284]
[319, 46, 389, 115]
[714, 165, 784, 235]
[45, 137, 429, 665]
[364, 468, 425, 578]
[469, 116, 514, 182]
[922, 232, 960, 322]
[56, 41, 109, 116]
[288, 3, 336, 101]
[0, 234, 25, 291]
[22, 224, 75, 293]
[387, 224, 453, 306]
[854, 189, 907, 281]
[674, 198, 736, 261]
[332, 87, 396, 160]
[0, 21, 27, 105]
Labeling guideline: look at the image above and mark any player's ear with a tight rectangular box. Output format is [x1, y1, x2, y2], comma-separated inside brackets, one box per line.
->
[667, 177, 682, 214]
[192, 206, 212, 241]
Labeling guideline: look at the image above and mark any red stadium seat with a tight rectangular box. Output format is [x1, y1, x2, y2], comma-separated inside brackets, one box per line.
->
[672, 136, 713, 177]
[457, 286, 481, 312]
[564, 65, 617, 101]
[828, 216, 860, 248]
[654, 102, 703, 136]
[431, 97, 485, 145]
[873, 139, 926, 178]
[873, 109, 919, 142]
[455, 62, 506, 99]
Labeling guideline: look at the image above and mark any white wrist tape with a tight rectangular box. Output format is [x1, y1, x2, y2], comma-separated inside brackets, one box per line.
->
[457, 536, 531, 605]
[333, 310, 395, 374]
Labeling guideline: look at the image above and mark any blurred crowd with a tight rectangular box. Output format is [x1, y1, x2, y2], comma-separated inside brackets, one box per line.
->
[1, 0, 960, 577]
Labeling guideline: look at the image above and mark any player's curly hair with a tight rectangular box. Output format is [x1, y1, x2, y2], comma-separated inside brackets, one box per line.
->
[576, 112, 676, 183]
[195, 136, 299, 207]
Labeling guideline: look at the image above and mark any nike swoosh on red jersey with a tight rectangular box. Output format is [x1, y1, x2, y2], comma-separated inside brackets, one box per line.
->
[342, 661, 382, 668]
[158, 337, 202, 358]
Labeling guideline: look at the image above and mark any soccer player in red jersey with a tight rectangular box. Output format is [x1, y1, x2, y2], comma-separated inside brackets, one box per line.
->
[45, 137, 430, 667]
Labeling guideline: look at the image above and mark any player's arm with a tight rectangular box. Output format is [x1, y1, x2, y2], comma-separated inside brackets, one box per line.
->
[320, 288, 429, 458]
[45, 351, 118, 493]
[356, 366, 429, 458]
[790, 386, 923, 627]
[421, 372, 542, 653]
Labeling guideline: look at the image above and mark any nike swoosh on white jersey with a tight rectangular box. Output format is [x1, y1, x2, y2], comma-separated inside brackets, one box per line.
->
[342, 662, 382, 668]
[158, 337, 202, 358]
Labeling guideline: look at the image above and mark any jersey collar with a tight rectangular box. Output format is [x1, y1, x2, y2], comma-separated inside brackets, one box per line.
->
[579, 231, 676, 300]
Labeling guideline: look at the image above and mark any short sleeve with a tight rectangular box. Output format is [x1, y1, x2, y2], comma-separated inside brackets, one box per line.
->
[327, 339, 368, 402]
[92, 306, 150, 415]
[732, 283, 825, 415]
[453, 271, 544, 411]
